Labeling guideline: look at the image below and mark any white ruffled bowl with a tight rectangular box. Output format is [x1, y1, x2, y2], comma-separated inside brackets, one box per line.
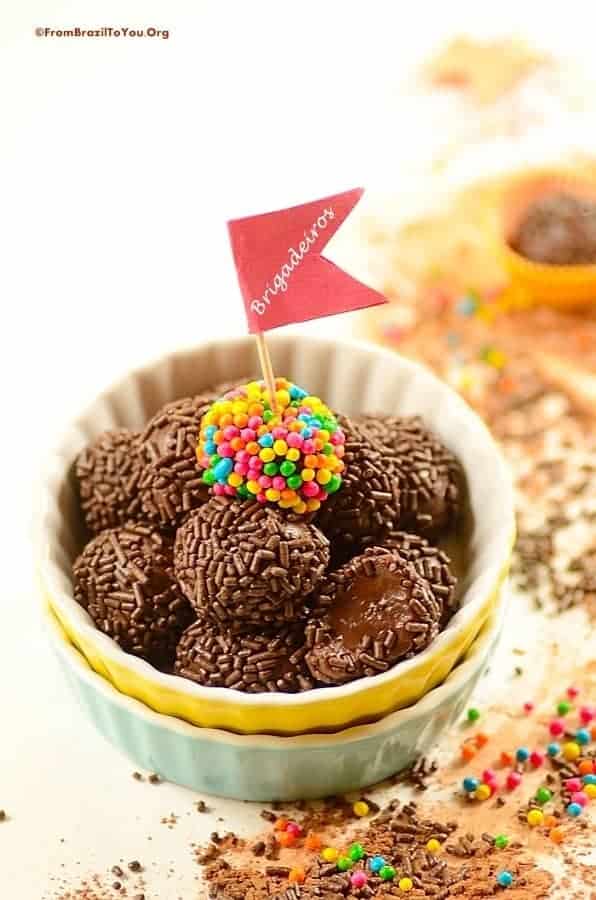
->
[37, 335, 514, 735]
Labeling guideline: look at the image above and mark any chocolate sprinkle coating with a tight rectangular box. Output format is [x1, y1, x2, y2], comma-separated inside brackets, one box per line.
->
[378, 530, 458, 624]
[75, 429, 144, 534]
[357, 414, 462, 537]
[175, 619, 314, 693]
[511, 192, 596, 265]
[73, 523, 193, 665]
[315, 414, 400, 554]
[137, 394, 214, 528]
[174, 498, 330, 625]
[305, 547, 442, 685]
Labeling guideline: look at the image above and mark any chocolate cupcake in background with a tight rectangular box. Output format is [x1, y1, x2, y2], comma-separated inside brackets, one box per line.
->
[175, 619, 314, 693]
[315, 415, 400, 562]
[137, 394, 214, 529]
[75, 429, 144, 534]
[510, 192, 596, 265]
[357, 415, 462, 538]
[73, 522, 193, 666]
[379, 530, 458, 625]
[305, 547, 443, 686]
[174, 498, 330, 626]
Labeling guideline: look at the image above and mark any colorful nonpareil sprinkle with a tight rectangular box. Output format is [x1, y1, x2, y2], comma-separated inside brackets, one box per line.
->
[562, 741, 581, 761]
[349, 843, 365, 862]
[288, 866, 305, 884]
[463, 776, 479, 793]
[527, 809, 544, 827]
[535, 786, 552, 805]
[369, 856, 386, 873]
[398, 876, 413, 891]
[566, 802, 582, 817]
[379, 864, 396, 881]
[494, 834, 509, 849]
[352, 800, 370, 817]
[474, 783, 492, 801]
[496, 870, 514, 888]
[350, 870, 368, 888]
[466, 707, 481, 723]
[197, 379, 346, 514]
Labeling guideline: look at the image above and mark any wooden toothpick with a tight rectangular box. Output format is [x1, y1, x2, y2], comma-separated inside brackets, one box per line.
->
[255, 332, 277, 412]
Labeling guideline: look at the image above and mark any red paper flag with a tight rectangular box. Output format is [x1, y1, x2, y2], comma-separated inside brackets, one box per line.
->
[228, 188, 387, 333]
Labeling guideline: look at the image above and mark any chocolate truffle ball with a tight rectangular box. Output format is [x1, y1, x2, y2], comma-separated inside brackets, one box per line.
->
[315, 415, 400, 556]
[378, 530, 458, 625]
[305, 547, 442, 685]
[174, 498, 330, 626]
[357, 415, 462, 537]
[75, 429, 143, 534]
[511, 192, 596, 265]
[137, 394, 214, 528]
[73, 523, 193, 665]
[175, 619, 314, 693]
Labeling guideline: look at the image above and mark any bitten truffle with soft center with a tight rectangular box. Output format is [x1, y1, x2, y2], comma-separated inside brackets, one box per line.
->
[174, 498, 330, 625]
[305, 547, 442, 685]
[73, 523, 192, 665]
[378, 530, 458, 625]
[175, 619, 314, 693]
[137, 394, 214, 528]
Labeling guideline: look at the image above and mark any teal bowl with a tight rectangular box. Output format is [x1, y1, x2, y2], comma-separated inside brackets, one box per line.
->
[46, 602, 505, 802]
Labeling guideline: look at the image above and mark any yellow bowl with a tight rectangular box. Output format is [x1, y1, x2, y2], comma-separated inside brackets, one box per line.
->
[500, 170, 596, 309]
[36, 335, 514, 735]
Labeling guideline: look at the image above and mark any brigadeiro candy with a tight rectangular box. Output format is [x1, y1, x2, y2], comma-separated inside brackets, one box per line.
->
[137, 394, 214, 528]
[379, 530, 458, 624]
[73, 523, 193, 665]
[75, 429, 144, 534]
[175, 619, 314, 693]
[305, 547, 442, 685]
[174, 498, 330, 625]
[357, 415, 462, 536]
[315, 415, 400, 555]
[196, 378, 346, 516]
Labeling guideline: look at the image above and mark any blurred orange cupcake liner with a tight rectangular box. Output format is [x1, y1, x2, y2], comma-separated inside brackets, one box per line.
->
[499, 170, 596, 309]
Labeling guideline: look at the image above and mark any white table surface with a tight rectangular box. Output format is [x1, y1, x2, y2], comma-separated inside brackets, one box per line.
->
[2, 3, 596, 896]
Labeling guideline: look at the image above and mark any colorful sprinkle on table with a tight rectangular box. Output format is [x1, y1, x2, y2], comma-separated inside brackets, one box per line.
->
[497, 870, 514, 888]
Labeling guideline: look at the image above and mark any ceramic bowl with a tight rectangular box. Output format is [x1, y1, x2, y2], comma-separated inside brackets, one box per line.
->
[46, 601, 505, 800]
[37, 335, 514, 735]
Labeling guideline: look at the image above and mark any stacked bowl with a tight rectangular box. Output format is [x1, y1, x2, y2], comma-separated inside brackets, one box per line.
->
[37, 336, 514, 800]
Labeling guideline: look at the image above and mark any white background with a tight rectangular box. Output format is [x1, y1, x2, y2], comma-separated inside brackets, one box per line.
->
[1, 2, 595, 896]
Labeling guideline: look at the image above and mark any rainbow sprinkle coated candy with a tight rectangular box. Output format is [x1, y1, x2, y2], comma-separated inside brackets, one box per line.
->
[197, 379, 346, 515]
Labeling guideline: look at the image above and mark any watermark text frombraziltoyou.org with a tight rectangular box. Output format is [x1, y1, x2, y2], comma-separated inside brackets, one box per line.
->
[34, 26, 169, 39]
